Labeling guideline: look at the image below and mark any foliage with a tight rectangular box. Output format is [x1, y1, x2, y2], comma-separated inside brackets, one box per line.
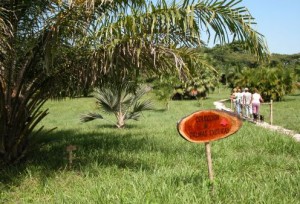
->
[0, 1, 59, 166]
[208, 44, 300, 72]
[152, 49, 219, 102]
[151, 75, 181, 110]
[172, 71, 219, 100]
[81, 83, 153, 128]
[233, 67, 297, 101]
[269, 53, 300, 68]
[204, 42, 261, 69]
[204, 43, 300, 101]
[0, 0, 268, 166]
[52, 46, 96, 97]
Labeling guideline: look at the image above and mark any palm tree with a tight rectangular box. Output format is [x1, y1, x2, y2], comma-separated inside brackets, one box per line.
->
[81, 83, 153, 128]
[0, 0, 269, 165]
[233, 67, 253, 88]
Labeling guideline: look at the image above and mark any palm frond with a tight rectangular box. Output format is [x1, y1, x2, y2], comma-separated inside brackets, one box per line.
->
[193, 0, 269, 59]
[95, 88, 118, 112]
[132, 99, 153, 113]
[80, 112, 103, 123]
[125, 112, 140, 121]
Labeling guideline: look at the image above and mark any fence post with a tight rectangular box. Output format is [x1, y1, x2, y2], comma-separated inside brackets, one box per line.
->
[270, 100, 273, 125]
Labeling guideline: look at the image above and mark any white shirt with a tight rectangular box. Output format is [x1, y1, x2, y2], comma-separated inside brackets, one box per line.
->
[243, 92, 252, 104]
[252, 93, 261, 104]
[235, 92, 243, 103]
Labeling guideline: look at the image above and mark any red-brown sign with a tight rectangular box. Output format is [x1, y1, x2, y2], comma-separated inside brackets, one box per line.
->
[177, 110, 242, 143]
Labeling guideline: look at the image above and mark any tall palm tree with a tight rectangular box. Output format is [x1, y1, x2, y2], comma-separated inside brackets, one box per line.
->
[0, 0, 269, 166]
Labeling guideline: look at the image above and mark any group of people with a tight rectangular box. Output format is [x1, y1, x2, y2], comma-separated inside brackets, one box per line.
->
[230, 87, 264, 121]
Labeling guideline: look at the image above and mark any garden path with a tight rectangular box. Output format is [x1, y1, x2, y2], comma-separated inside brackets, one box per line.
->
[213, 100, 300, 142]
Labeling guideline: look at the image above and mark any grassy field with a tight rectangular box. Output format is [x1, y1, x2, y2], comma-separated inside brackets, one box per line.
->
[1, 88, 299, 203]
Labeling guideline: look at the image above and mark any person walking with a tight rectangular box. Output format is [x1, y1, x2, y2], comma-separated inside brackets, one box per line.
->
[230, 88, 237, 112]
[231, 87, 243, 116]
[241, 88, 246, 117]
[242, 87, 252, 118]
[251, 88, 264, 121]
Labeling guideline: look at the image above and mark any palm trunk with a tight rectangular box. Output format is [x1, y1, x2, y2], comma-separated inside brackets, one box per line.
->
[116, 111, 125, 128]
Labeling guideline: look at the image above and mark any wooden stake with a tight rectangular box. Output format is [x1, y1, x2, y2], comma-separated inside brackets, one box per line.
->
[66, 145, 77, 168]
[205, 142, 214, 182]
[270, 100, 273, 125]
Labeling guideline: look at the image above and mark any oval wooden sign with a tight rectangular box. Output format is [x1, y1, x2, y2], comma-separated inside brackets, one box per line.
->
[177, 110, 242, 143]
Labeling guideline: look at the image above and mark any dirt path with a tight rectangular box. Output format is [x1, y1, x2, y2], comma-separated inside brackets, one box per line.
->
[213, 100, 300, 142]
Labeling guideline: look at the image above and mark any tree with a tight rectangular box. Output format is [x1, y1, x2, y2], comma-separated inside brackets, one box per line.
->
[81, 83, 152, 128]
[0, 0, 268, 166]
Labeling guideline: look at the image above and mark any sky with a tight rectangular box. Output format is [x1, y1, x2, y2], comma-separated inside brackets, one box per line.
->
[241, 0, 300, 55]
[158, 0, 300, 54]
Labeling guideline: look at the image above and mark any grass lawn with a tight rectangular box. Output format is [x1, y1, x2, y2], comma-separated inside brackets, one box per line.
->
[1, 88, 299, 203]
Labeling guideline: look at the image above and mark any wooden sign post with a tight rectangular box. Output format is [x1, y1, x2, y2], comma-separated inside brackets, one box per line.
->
[205, 142, 213, 182]
[177, 110, 242, 183]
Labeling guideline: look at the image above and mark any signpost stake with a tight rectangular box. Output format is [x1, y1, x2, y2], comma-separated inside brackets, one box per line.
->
[270, 100, 273, 125]
[205, 142, 214, 183]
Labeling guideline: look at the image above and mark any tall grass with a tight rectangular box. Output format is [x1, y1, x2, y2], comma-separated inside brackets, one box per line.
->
[1, 88, 299, 203]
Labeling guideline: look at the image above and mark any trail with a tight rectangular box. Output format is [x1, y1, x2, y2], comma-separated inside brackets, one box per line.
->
[213, 100, 300, 142]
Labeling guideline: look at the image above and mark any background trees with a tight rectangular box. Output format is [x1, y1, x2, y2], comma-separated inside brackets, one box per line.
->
[205, 42, 299, 101]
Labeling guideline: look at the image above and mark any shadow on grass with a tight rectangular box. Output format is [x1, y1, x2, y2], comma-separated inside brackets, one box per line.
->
[0, 128, 166, 186]
[288, 93, 300, 97]
[171, 172, 208, 186]
[280, 98, 297, 102]
[33, 129, 158, 168]
[152, 108, 168, 112]
[93, 123, 140, 129]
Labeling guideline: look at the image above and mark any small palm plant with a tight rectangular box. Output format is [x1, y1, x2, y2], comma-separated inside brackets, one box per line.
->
[81, 85, 153, 128]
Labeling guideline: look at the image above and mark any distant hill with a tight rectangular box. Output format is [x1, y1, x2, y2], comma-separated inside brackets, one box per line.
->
[201, 42, 300, 69]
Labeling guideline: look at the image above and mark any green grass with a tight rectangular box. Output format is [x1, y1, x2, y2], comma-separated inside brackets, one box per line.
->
[1, 88, 299, 203]
[271, 92, 300, 132]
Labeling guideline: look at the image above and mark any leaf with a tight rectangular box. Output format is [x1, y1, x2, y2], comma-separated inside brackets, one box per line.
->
[80, 112, 103, 123]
